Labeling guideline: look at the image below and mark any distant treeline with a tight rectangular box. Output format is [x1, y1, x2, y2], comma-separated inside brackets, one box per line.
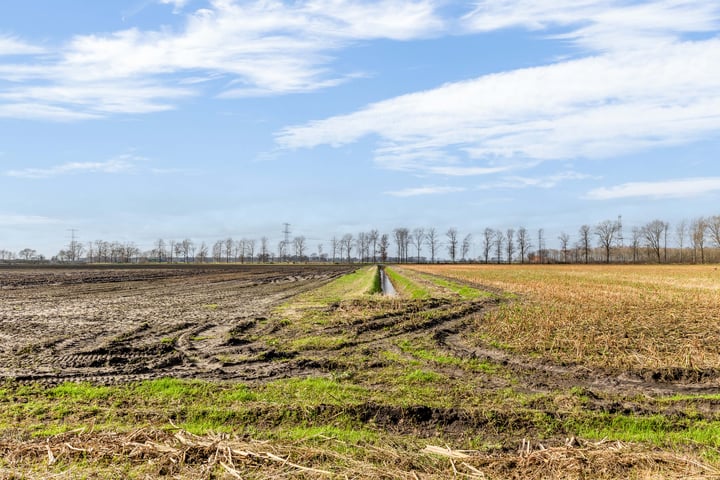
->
[3, 215, 720, 265]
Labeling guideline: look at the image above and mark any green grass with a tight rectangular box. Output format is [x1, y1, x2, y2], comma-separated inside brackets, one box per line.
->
[259, 377, 369, 406]
[370, 265, 382, 294]
[49, 382, 113, 401]
[403, 369, 444, 383]
[3, 377, 720, 464]
[384, 267, 430, 299]
[418, 273, 494, 299]
[302, 265, 380, 303]
[573, 414, 720, 448]
[282, 425, 379, 444]
[290, 335, 349, 351]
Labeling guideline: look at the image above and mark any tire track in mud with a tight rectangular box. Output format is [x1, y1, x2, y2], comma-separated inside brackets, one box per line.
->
[0, 266, 352, 385]
[438, 315, 720, 397]
[4, 265, 718, 399]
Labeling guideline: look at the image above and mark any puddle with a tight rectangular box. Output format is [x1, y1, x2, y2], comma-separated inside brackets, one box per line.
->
[379, 266, 397, 297]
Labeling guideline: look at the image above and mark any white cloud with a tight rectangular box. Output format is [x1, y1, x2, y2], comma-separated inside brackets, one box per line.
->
[0, 35, 44, 56]
[277, 1, 720, 176]
[160, 0, 190, 14]
[6, 155, 142, 179]
[0, 1, 443, 119]
[586, 177, 720, 200]
[277, 37, 720, 172]
[462, 0, 720, 52]
[478, 171, 594, 190]
[384, 186, 465, 197]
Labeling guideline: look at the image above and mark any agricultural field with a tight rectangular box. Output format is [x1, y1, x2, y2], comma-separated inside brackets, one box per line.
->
[0, 264, 719, 478]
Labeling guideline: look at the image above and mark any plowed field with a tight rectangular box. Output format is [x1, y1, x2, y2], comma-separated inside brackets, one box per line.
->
[0, 265, 353, 385]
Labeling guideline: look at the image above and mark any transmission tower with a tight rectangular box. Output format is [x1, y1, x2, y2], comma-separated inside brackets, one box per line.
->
[283, 223, 291, 246]
[281, 223, 291, 261]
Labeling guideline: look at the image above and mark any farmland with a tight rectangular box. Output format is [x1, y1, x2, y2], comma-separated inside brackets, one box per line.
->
[1, 264, 719, 478]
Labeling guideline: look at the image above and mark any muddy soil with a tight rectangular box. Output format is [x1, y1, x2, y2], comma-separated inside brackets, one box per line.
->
[0, 265, 353, 385]
[1, 264, 717, 400]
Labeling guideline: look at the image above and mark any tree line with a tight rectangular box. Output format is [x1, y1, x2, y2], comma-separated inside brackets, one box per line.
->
[3, 214, 720, 265]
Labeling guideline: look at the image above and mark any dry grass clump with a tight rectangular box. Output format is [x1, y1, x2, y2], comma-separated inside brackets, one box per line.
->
[0, 428, 716, 479]
[404, 265, 720, 374]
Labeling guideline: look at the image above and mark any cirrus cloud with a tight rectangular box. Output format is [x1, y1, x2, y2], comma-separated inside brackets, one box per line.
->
[586, 177, 720, 200]
[0, 0, 444, 119]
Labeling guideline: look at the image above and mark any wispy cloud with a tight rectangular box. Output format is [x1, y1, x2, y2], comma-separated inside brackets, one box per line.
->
[0, 1, 444, 119]
[277, 2, 720, 175]
[385, 186, 465, 197]
[6, 154, 142, 179]
[477, 171, 594, 190]
[159, 0, 191, 14]
[0, 214, 59, 225]
[586, 177, 720, 200]
[0, 35, 45, 56]
[462, 0, 720, 52]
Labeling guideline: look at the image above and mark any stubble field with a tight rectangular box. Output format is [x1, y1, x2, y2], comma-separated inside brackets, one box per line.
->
[1, 263, 719, 479]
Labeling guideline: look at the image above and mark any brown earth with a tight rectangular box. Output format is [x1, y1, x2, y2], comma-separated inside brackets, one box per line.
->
[1, 264, 717, 396]
[0, 265, 354, 385]
[1, 265, 719, 478]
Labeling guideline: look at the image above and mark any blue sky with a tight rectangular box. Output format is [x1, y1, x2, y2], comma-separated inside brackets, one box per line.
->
[1, 0, 719, 258]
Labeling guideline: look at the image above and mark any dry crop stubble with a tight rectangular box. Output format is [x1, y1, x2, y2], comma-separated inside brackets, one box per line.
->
[403, 264, 720, 377]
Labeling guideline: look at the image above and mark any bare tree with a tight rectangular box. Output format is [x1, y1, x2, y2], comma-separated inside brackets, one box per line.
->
[356, 232, 368, 263]
[708, 215, 720, 248]
[506, 229, 515, 263]
[235, 239, 246, 263]
[246, 239, 256, 263]
[259, 237, 269, 262]
[86, 241, 95, 263]
[196, 242, 208, 263]
[331, 236, 339, 263]
[594, 219, 621, 264]
[412, 228, 425, 263]
[368, 230, 379, 262]
[18, 248, 37, 260]
[494, 230, 504, 264]
[481, 228, 494, 264]
[174, 241, 183, 264]
[578, 225, 591, 264]
[168, 240, 176, 263]
[379, 234, 389, 262]
[642, 219, 665, 263]
[631, 227, 642, 263]
[128, 242, 141, 263]
[676, 219, 687, 263]
[446, 228, 458, 263]
[92, 240, 104, 262]
[293, 236, 306, 261]
[342, 233, 354, 263]
[224, 238, 234, 263]
[278, 240, 287, 262]
[516, 227, 531, 264]
[558, 232, 570, 263]
[393, 228, 410, 263]
[425, 228, 439, 263]
[691, 217, 707, 264]
[181, 238, 193, 263]
[155, 239, 166, 263]
[461, 233, 472, 261]
[212, 240, 223, 263]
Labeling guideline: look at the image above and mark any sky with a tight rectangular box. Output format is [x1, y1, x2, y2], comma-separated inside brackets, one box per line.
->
[1, 0, 720, 258]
